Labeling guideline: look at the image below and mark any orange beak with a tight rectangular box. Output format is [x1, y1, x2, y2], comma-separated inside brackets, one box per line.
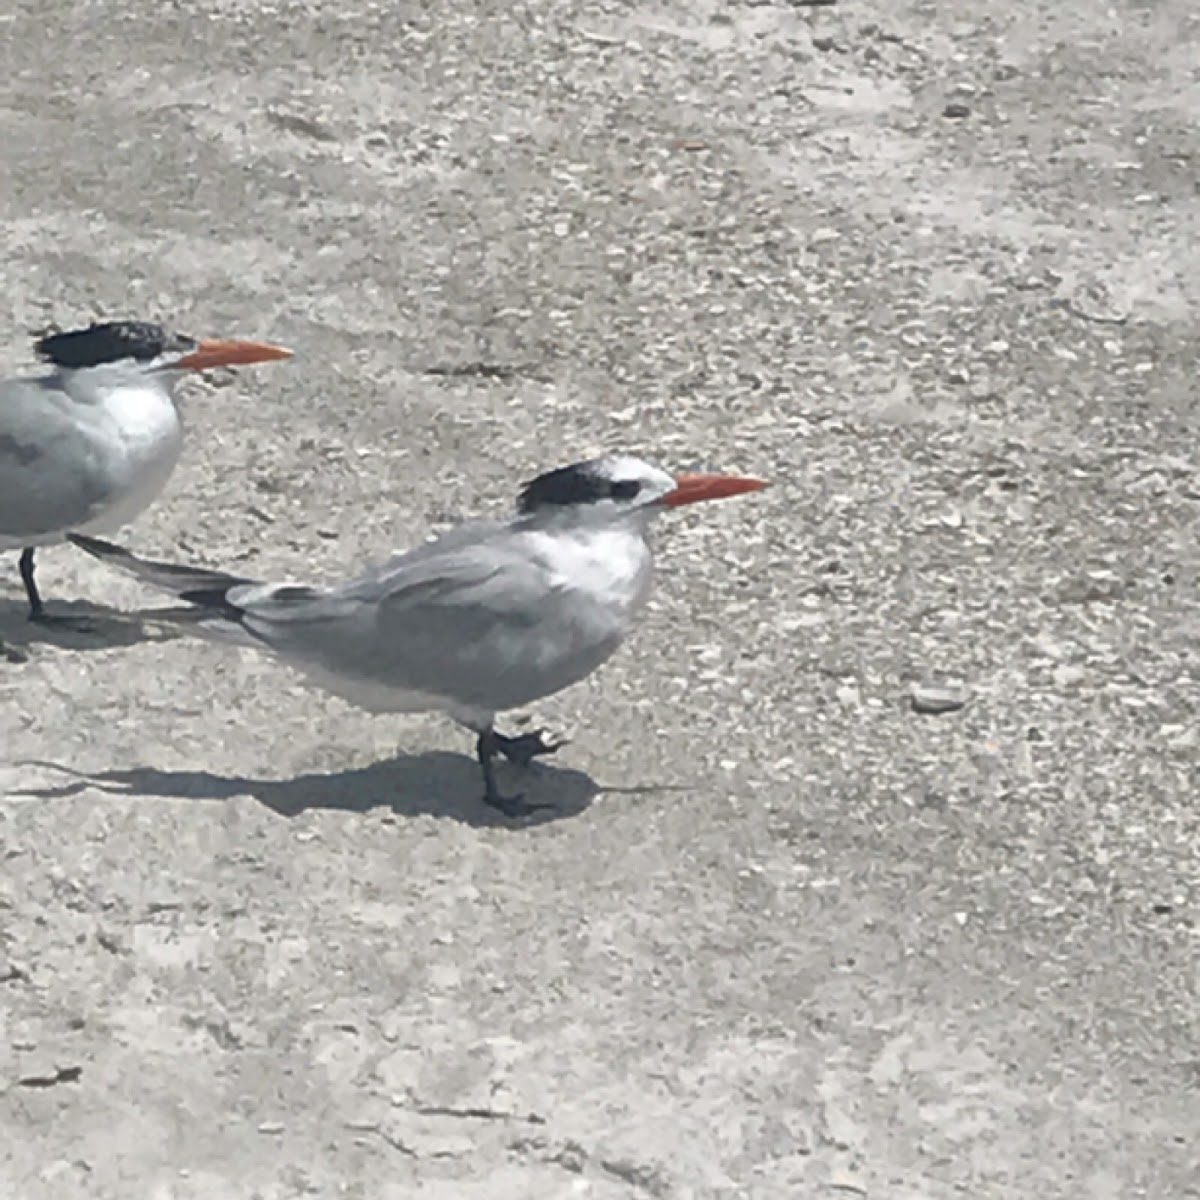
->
[173, 338, 294, 371]
[661, 472, 767, 507]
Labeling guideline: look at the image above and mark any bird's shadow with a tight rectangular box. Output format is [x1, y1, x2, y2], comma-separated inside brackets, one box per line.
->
[14, 750, 626, 829]
[0, 596, 168, 658]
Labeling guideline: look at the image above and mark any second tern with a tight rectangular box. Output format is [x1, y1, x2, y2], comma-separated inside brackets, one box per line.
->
[70, 455, 765, 816]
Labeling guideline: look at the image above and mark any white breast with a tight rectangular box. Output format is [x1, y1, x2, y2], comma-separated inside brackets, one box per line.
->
[533, 524, 653, 622]
[76, 383, 184, 533]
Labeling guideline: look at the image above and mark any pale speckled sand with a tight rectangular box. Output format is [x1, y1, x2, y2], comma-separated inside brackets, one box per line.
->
[1, 2, 1198, 1197]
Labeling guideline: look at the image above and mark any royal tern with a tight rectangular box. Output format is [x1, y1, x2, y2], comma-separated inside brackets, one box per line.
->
[70, 455, 766, 816]
[0, 319, 292, 633]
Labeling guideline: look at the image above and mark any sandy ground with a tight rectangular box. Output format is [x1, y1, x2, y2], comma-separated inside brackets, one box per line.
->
[1, 1, 1198, 1196]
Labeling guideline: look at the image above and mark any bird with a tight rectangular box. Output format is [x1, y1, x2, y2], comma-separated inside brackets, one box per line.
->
[0, 318, 292, 638]
[69, 455, 766, 817]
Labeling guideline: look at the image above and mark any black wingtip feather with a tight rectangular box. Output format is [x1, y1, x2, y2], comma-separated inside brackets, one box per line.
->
[68, 532, 256, 614]
[66, 532, 129, 559]
[177, 587, 251, 623]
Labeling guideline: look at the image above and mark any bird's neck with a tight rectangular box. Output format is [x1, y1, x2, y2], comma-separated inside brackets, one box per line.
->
[532, 518, 655, 613]
[58, 367, 176, 409]
[57, 370, 183, 451]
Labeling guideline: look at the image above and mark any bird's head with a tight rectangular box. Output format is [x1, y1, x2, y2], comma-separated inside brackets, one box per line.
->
[515, 454, 766, 525]
[34, 319, 292, 387]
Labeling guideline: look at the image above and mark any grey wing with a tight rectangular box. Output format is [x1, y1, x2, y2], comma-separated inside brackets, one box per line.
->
[0, 379, 113, 540]
[339, 516, 515, 595]
[373, 532, 631, 711]
[240, 534, 623, 713]
[374, 540, 618, 711]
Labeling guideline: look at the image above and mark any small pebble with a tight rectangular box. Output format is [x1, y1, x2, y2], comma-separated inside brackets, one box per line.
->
[257, 1121, 284, 1135]
[910, 684, 969, 715]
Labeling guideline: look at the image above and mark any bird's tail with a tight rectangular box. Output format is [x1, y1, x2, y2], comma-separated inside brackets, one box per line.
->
[67, 532, 264, 645]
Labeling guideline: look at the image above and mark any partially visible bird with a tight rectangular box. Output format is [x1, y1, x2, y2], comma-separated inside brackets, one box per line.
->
[0, 318, 292, 632]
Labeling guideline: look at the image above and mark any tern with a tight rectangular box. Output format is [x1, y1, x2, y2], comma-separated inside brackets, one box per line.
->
[0, 319, 292, 636]
[69, 455, 766, 816]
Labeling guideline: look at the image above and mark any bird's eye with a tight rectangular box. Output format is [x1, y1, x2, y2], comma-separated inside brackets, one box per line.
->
[610, 480, 642, 501]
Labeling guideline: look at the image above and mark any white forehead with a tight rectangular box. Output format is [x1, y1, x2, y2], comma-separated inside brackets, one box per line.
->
[597, 455, 675, 492]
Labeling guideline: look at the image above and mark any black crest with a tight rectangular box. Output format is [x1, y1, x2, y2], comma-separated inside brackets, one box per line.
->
[517, 460, 631, 513]
[34, 321, 193, 370]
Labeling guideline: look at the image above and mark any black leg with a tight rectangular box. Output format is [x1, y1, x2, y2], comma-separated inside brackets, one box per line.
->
[475, 728, 555, 818]
[492, 728, 568, 768]
[19, 548, 43, 621]
[20, 546, 100, 633]
[0, 637, 28, 664]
